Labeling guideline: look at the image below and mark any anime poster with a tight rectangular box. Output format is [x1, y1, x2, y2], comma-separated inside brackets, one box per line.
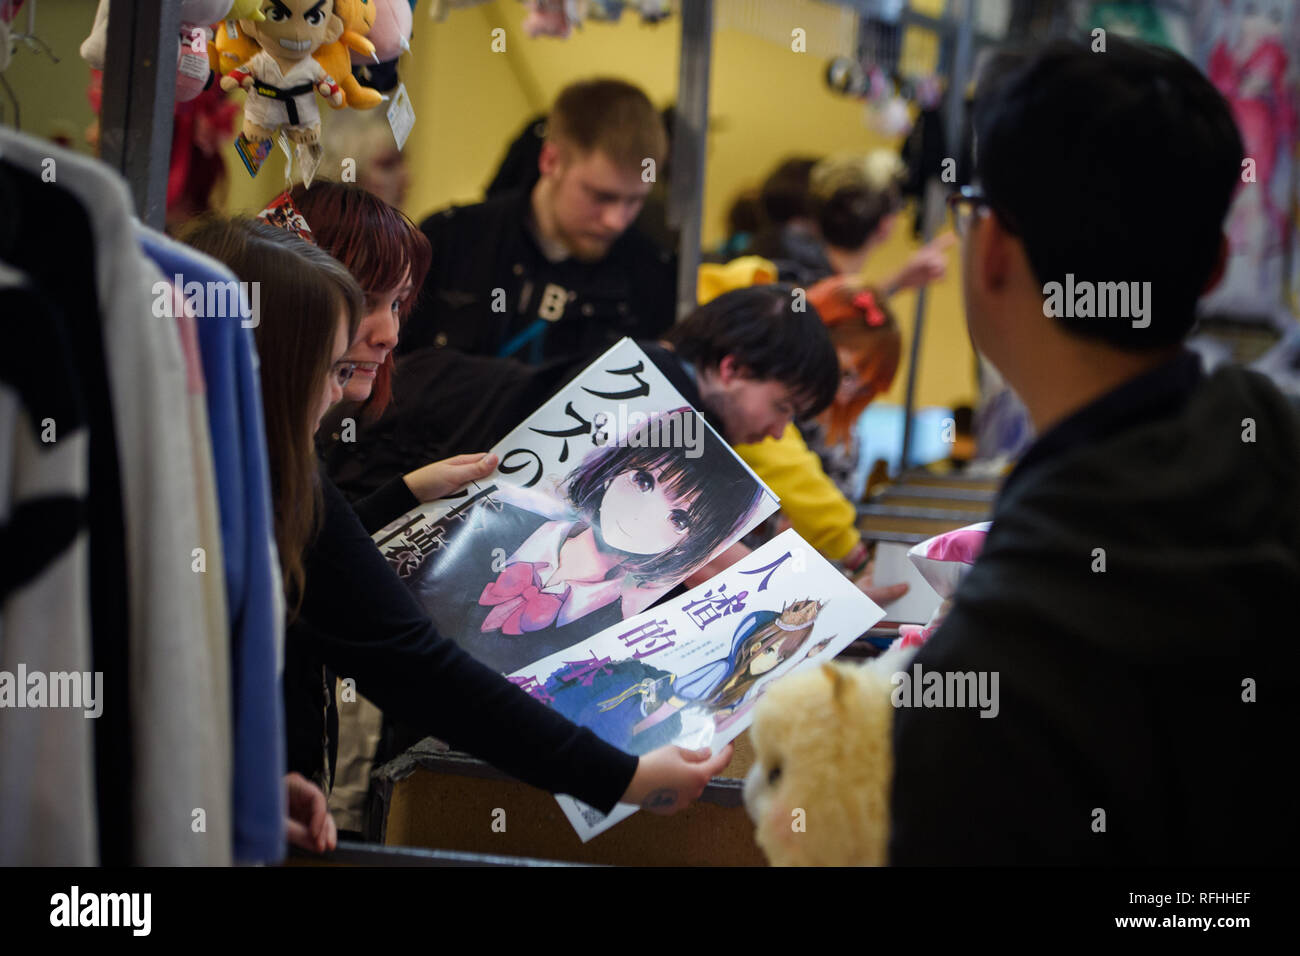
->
[503, 528, 886, 842]
[1191, 0, 1299, 317]
[372, 339, 780, 675]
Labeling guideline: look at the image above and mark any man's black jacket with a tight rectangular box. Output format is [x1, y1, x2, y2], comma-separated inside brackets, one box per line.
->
[889, 353, 1300, 865]
[401, 189, 677, 363]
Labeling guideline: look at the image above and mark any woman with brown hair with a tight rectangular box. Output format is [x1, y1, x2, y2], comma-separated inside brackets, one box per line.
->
[182, 216, 732, 849]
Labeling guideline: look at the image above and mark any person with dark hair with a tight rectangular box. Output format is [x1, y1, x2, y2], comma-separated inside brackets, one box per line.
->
[752, 151, 953, 292]
[748, 157, 825, 283]
[889, 38, 1299, 865]
[661, 283, 840, 444]
[402, 78, 676, 363]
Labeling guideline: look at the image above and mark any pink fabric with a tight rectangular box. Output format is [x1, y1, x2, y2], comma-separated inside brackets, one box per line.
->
[926, 528, 987, 565]
[168, 283, 206, 396]
[479, 562, 568, 635]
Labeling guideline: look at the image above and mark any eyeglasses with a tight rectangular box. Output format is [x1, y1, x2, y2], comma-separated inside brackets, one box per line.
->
[331, 361, 358, 388]
[946, 185, 992, 238]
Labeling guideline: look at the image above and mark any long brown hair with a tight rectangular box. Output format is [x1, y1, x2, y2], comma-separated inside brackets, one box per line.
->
[181, 217, 363, 613]
[287, 181, 431, 419]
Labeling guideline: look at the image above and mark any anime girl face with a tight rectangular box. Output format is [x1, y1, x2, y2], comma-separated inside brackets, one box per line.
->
[597, 465, 698, 555]
[563, 407, 764, 587]
[739, 599, 823, 677]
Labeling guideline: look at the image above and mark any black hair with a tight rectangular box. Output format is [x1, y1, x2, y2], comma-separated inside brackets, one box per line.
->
[818, 184, 902, 250]
[973, 37, 1243, 349]
[562, 408, 762, 587]
[759, 157, 820, 225]
[663, 284, 840, 417]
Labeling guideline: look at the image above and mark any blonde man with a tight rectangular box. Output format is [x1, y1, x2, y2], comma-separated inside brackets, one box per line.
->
[403, 78, 676, 363]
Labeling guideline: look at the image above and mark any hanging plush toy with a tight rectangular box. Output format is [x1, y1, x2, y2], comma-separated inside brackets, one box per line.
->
[220, 0, 345, 175]
[225, 0, 267, 19]
[318, 0, 383, 108]
[211, 17, 262, 75]
[214, 3, 380, 110]
[358, 0, 412, 63]
[80, 1, 256, 102]
[175, 1, 234, 101]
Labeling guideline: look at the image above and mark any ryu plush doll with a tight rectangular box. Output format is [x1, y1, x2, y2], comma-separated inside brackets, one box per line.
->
[220, 0, 345, 152]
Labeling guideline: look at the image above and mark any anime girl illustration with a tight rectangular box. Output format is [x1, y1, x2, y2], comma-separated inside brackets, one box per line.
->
[410, 407, 766, 675]
[1199, 0, 1298, 305]
[542, 598, 826, 756]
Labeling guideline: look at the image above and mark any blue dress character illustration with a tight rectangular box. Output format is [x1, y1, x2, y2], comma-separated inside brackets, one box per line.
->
[408, 407, 765, 675]
[543, 599, 826, 754]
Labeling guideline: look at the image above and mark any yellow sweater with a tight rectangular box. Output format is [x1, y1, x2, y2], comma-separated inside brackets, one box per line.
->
[735, 423, 861, 562]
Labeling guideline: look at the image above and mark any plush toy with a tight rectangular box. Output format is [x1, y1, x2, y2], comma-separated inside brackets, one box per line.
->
[214, 5, 380, 111]
[173, 1, 235, 101]
[318, 0, 383, 109]
[211, 17, 262, 75]
[744, 643, 915, 866]
[80, 1, 233, 100]
[356, 0, 411, 65]
[220, 0, 345, 149]
[225, 0, 266, 20]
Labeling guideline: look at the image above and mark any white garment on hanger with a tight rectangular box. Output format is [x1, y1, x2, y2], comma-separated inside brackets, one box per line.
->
[0, 261, 97, 866]
[0, 128, 232, 865]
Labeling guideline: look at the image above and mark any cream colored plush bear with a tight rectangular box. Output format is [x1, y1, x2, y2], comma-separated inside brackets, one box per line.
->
[744, 644, 915, 866]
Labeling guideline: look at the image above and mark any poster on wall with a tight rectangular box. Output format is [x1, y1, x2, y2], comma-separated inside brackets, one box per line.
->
[503, 528, 886, 841]
[372, 338, 780, 676]
[1191, 0, 1299, 318]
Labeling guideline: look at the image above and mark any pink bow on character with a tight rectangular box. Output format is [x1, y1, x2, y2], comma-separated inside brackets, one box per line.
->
[479, 562, 568, 635]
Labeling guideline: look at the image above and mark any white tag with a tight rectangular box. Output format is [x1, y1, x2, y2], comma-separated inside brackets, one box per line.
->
[225, 19, 238, 40]
[386, 82, 415, 151]
[278, 130, 293, 185]
[178, 49, 208, 80]
[297, 141, 323, 188]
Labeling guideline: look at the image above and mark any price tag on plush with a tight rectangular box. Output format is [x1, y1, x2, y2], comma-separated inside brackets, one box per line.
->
[386, 82, 415, 151]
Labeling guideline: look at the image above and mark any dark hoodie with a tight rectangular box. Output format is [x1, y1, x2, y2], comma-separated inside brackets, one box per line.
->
[889, 351, 1300, 865]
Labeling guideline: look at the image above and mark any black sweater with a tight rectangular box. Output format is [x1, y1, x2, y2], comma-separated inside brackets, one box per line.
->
[283, 474, 639, 814]
[401, 189, 677, 362]
[889, 353, 1300, 865]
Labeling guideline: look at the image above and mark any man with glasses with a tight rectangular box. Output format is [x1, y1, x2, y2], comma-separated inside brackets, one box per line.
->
[890, 38, 1299, 864]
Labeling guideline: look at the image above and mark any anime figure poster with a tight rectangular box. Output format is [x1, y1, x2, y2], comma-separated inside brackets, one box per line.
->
[502, 528, 886, 842]
[373, 339, 779, 676]
[1192, 0, 1299, 317]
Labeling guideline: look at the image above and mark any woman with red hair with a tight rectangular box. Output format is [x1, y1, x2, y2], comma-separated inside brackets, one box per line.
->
[263, 182, 499, 529]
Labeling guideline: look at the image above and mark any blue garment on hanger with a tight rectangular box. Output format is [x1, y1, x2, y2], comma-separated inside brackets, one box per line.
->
[138, 227, 286, 864]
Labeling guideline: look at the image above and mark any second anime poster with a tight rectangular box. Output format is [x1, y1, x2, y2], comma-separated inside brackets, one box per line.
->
[510, 529, 887, 841]
[372, 339, 781, 675]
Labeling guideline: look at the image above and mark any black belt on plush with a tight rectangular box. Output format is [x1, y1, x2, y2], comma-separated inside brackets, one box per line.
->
[252, 80, 316, 125]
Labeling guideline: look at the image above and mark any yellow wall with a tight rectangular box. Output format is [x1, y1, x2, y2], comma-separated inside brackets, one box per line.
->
[6, 0, 974, 411]
[2, 0, 98, 155]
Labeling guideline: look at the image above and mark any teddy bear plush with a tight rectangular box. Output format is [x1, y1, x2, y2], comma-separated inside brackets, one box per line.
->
[743, 643, 914, 866]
